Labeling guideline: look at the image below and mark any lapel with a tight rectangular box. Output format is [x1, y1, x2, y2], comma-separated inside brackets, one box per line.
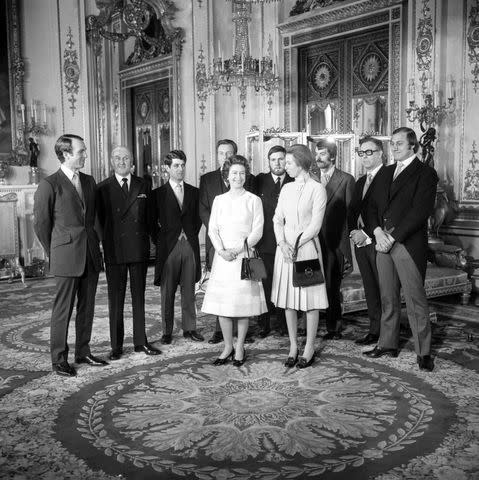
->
[389, 158, 421, 200]
[181, 183, 192, 215]
[166, 181, 182, 213]
[58, 168, 84, 212]
[122, 176, 141, 215]
[215, 169, 228, 194]
[362, 165, 384, 202]
[325, 169, 343, 204]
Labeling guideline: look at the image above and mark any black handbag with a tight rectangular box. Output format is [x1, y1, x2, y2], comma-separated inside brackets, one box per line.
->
[292, 233, 324, 287]
[240, 239, 267, 281]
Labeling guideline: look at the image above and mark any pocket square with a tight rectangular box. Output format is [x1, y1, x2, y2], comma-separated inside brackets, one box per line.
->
[137, 194, 147, 198]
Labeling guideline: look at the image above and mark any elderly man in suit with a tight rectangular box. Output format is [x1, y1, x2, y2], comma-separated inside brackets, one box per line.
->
[96, 146, 161, 360]
[199, 139, 256, 344]
[348, 136, 385, 345]
[34, 134, 107, 376]
[315, 139, 355, 340]
[152, 150, 204, 345]
[364, 127, 438, 372]
[255, 145, 293, 337]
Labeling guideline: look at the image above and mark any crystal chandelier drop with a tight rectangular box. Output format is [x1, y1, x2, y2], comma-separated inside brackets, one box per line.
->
[196, 0, 280, 119]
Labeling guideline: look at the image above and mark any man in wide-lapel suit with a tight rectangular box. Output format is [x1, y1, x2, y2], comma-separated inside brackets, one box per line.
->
[315, 139, 356, 340]
[96, 146, 161, 360]
[364, 127, 438, 372]
[255, 145, 293, 337]
[34, 134, 107, 376]
[199, 139, 256, 344]
[347, 136, 385, 346]
[152, 150, 204, 345]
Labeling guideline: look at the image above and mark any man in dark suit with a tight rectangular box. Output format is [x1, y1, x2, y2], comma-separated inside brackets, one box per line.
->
[199, 139, 256, 344]
[96, 146, 161, 360]
[315, 139, 355, 340]
[348, 136, 385, 345]
[34, 134, 107, 376]
[255, 145, 293, 337]
[152, 150, 204, 345]
[364, 127, 438, 372]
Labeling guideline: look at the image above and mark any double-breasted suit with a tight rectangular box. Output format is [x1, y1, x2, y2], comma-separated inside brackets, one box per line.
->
[318, 168, 355, 333]
[347, 167, 385, 337]
[367, 157, 438, 355]
[34, 168, 102, 365]
[152, 181, 202, 335]
[96, 175, 153, 352]
[255, 172, 293, 332]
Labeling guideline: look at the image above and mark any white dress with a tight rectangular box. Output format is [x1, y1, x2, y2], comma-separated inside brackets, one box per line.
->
[201, 190, 268, 317]
[271, 177, 329, 311]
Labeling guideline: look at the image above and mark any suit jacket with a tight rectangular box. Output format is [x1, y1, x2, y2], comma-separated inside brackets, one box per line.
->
[199, 168, 256, 268]
[96, 175, 152, 264]
[347, 166, 385, 239]
[33, 168, 102, 277]
[319, 168, 356, 263]
[152, 181, 202, 285]
[255, 172, 294, 255]
[367, 157, 438, 279]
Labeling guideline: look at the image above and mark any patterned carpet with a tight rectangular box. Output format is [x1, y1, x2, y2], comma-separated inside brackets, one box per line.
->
[1, 269, 479, 480]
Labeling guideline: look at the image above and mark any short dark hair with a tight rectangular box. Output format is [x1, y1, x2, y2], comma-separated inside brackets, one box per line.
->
[285, 144, 313, 171]
[359, 136, 384, 151]
[315, 138, 337, 162]
[267, 145, 286, 159]
[222, 154, 250, 179]
[164, 149, 186, 166]
[216, 139, 238, 155]
[392, 127, 419, 153]
[54, 134, 84, 163]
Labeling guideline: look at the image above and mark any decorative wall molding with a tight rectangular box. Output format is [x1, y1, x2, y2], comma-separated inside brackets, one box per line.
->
[63, 27, 80, 116]
[390, 21, 401, 130]
[463, 140, 479, 202]
[416, 0, 433, 90]
[467, 0, 479, 93]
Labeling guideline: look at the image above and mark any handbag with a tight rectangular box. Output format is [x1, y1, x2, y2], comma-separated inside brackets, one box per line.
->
[240, 239, 267, 281]
[292, 233, 324, 287]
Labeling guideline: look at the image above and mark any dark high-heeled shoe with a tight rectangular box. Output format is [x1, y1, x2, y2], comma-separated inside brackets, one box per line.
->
[284, 352, 299, 368]
[233, 347, 247, 367]
[296, 352, 316, 369]
[213, 348, 235, 366]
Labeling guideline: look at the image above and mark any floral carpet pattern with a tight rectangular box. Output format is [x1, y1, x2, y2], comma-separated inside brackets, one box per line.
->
[1, 270, 479, 479]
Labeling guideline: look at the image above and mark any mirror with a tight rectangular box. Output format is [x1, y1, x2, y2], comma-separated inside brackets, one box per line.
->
[0, 0, 27, 167]
[352, 95, 388, 135]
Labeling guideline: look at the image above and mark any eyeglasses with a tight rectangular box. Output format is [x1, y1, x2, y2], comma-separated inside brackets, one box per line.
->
[356, 149, 380, 157]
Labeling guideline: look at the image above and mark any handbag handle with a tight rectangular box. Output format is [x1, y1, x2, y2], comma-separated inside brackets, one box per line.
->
[243, 238, 258, 259]
[293, 233, 319, 260]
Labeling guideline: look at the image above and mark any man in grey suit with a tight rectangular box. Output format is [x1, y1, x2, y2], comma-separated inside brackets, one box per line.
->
[315, 139, 355, 339]
[34, 134, 107, 376]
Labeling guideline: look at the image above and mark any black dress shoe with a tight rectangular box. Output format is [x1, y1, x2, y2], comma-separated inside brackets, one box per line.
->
[208, 333, 223, 344]
[417, 355, 435, 372]
[244, 335, 255, 344]
[363, 346, 399, 358]
[108, 349, 123, 361]
[53, 362, 77, 377]
[213, 348, 235, 366]
[322, 332, 342, 340]
[296, 352, 316, 369]
[258, 329, 271, 339]
[284, 352, 298, 368]
[355, 333, 379, 345]
[183, 331, 205, 342]
[75, 354, 109, 366]
[233, 348, 247, 367]
[134, 344, 162, 355]
[161, 334, 172, 345]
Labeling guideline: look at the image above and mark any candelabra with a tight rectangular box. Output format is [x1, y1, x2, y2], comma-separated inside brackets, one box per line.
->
[18, 101, 49, 139]
[405, 74, 455, 131]
[196, 0, 280, 119]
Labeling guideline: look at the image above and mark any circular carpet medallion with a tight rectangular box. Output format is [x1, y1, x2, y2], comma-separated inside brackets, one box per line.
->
[55, 350, 457, 480]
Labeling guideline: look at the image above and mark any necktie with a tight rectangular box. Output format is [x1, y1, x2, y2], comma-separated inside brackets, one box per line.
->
[275, 177, 281, 196]
[72, 173, 84, 203]
[322, 173, 330, 186]
[121, 178, 128, 195]
[393, 162, 404, 180]
[362, 173, 373, 198]
[176, 183, 184, 208]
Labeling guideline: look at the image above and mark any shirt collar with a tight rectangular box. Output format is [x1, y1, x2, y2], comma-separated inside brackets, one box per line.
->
[115, 172, 131, 185]
[61, 164, 76, 181]
[366, 164, 383, 178]
[321, 165, 335, 178]
[396, 154, 416, 169]
[271, 172, 286, 183]
[169, 178, 184, 189]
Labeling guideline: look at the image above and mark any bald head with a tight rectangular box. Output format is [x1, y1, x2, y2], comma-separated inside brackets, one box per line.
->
[111, 146, 133, 176]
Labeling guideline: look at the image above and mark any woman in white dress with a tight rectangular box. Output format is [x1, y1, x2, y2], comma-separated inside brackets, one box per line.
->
[202, 155, 267, 366]
[271, 144, 328, 369]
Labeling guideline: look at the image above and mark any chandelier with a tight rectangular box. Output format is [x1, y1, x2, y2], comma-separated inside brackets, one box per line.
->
[196, 0, 280, 119]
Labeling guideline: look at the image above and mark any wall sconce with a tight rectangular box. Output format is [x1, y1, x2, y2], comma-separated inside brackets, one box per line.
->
[405, 73, 455, 131]
[19, 100, 49, 139]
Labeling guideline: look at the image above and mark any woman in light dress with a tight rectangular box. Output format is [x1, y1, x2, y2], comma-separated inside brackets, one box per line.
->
[271, 144, 328, 369]
[202, 155, 267, 366]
